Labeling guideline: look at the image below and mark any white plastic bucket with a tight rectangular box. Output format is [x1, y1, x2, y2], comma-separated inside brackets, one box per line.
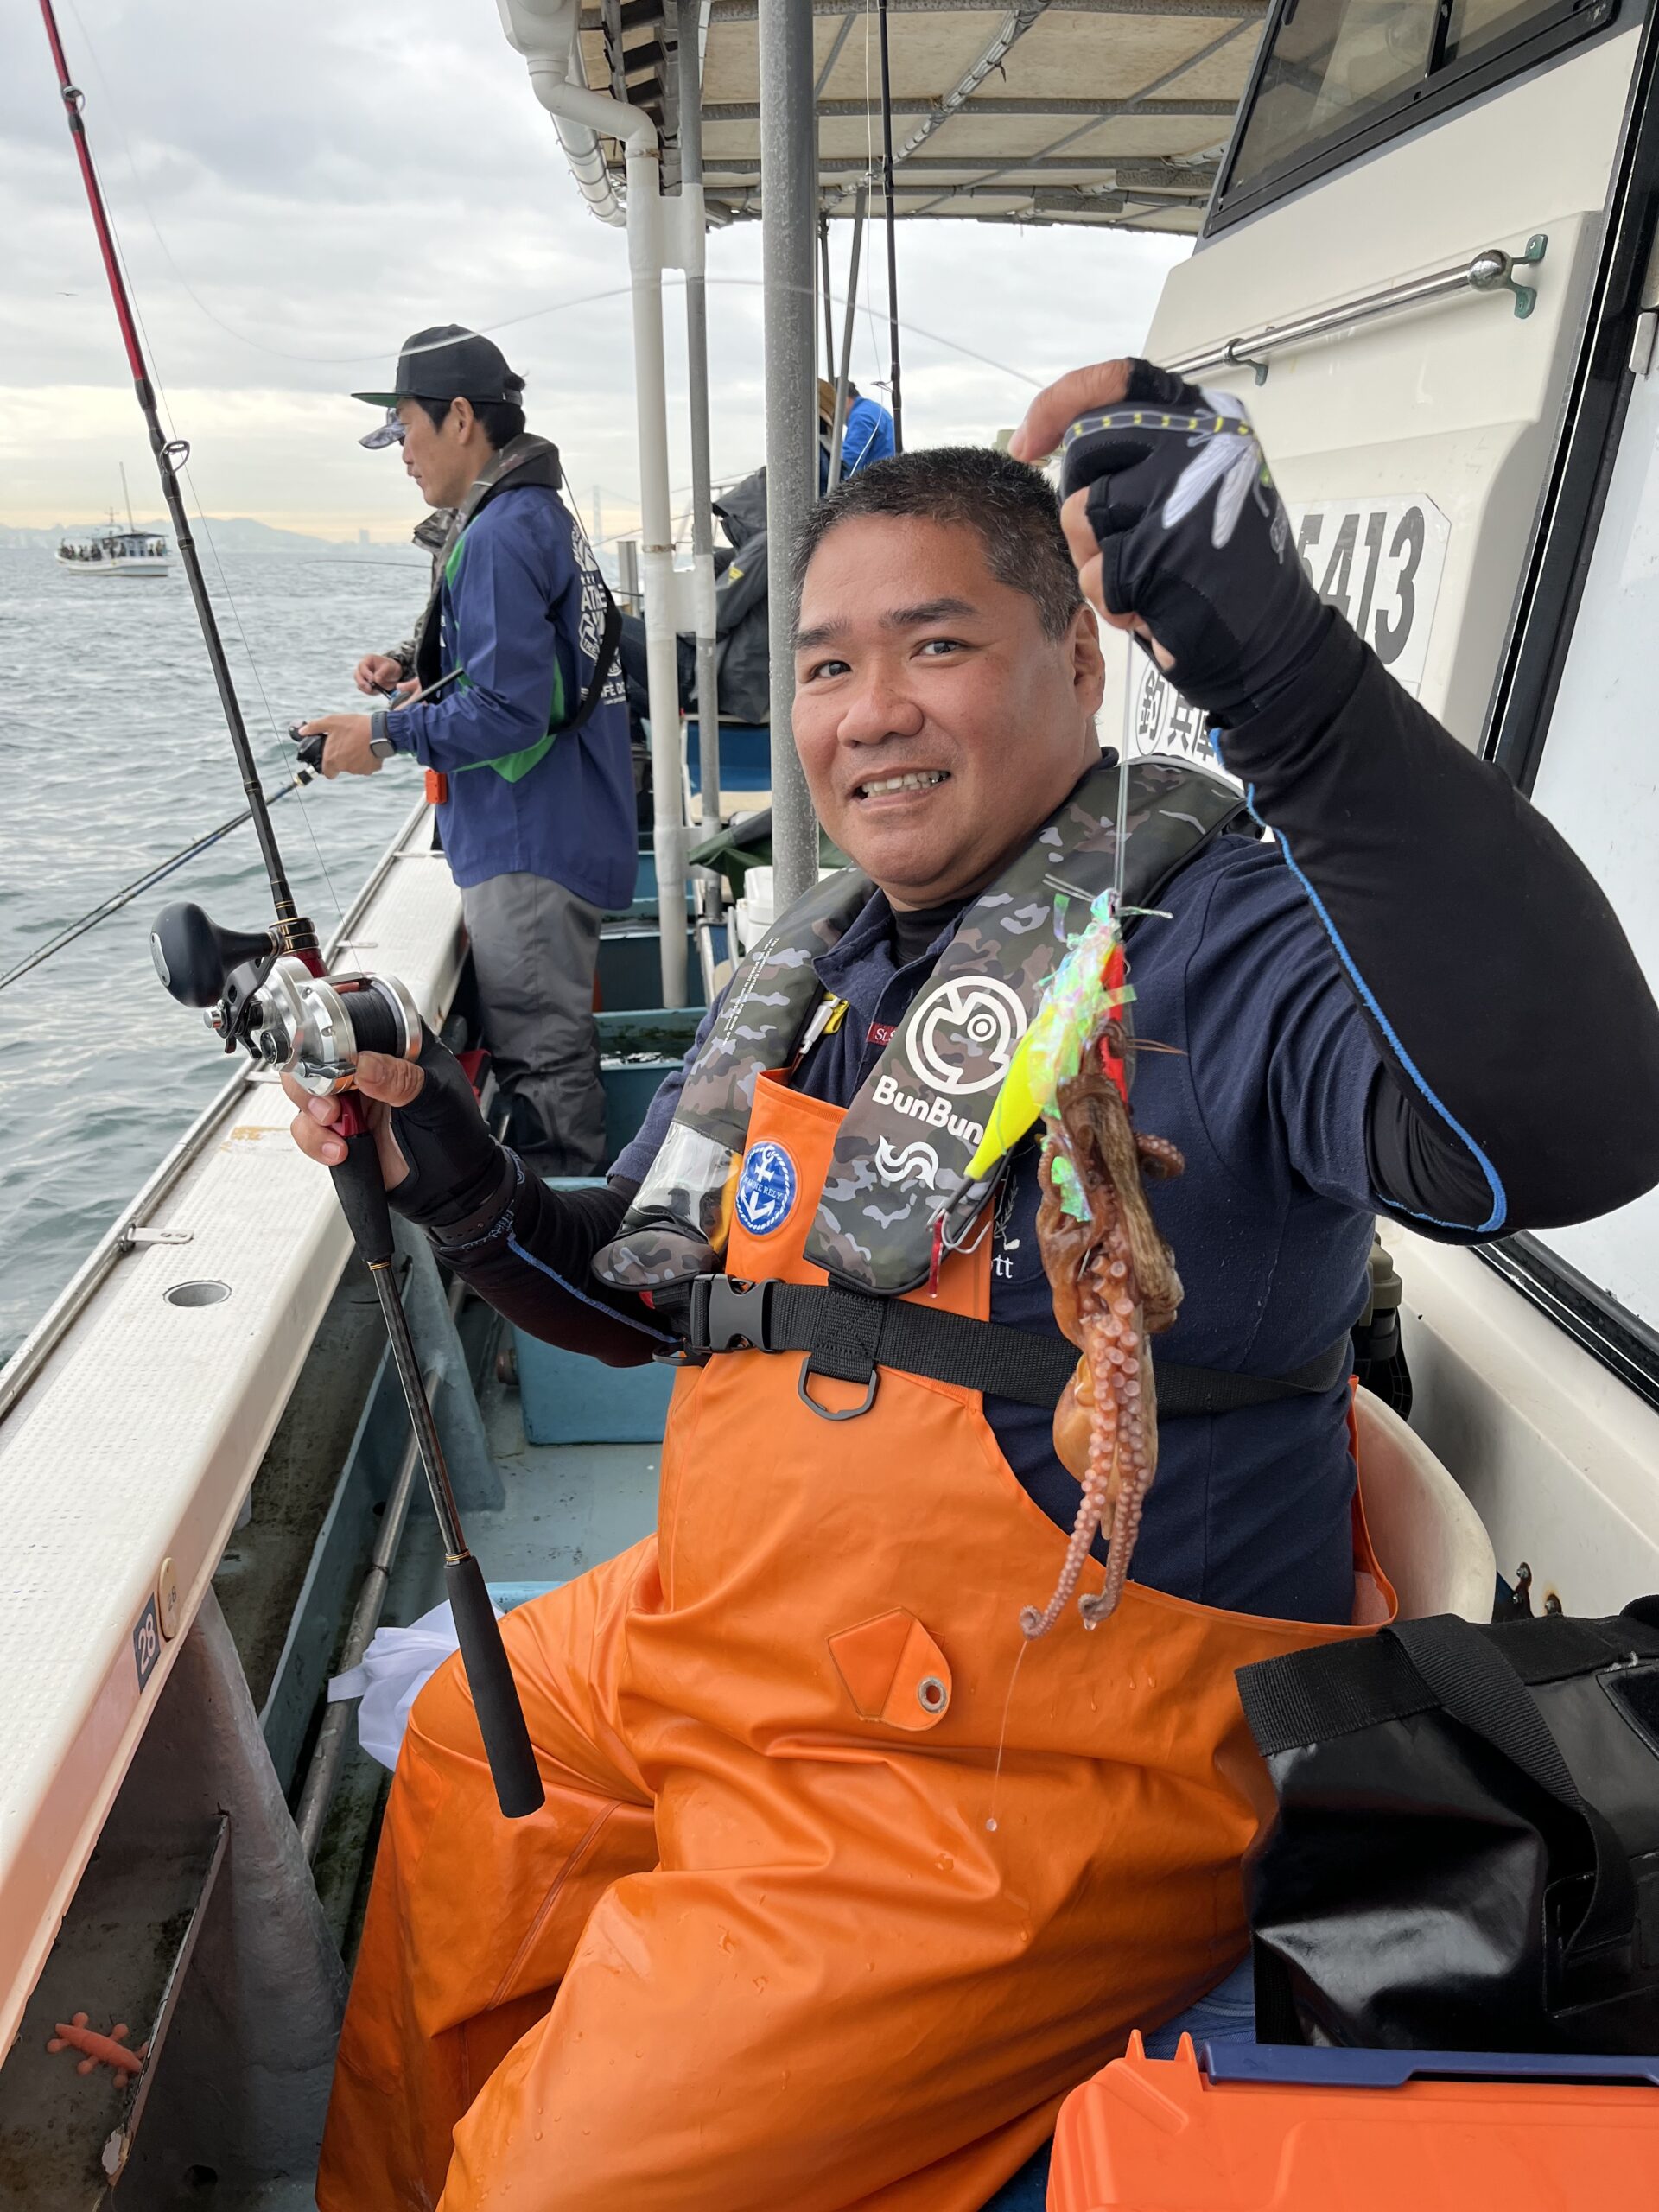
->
[1355, 1386, 1496, 1623]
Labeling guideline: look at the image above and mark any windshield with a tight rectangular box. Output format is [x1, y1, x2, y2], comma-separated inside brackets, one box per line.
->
[1224, 0, 1569, 200]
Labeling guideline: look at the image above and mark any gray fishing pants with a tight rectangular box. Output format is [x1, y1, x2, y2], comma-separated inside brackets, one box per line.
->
[459, 872, 607, 1175]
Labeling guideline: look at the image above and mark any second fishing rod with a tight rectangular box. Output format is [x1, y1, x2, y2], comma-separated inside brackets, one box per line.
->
[40, 0, 543, 1821]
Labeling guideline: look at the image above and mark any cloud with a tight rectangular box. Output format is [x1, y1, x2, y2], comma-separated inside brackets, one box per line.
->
[4, 0, 1190, 534]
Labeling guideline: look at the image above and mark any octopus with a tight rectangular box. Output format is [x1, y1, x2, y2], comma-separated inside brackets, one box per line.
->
[1022, 1030, 1184, 1636]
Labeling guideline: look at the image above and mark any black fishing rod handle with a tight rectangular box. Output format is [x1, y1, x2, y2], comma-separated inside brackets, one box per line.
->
[327, 1105, 396, 1268]
[444, 1554, 546, 1819]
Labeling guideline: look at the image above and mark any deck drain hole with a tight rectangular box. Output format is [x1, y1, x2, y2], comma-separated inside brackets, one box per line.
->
[165, 1279, 232, 1309]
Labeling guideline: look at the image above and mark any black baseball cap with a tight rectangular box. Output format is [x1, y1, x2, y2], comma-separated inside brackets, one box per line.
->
[353, 325, 524, 447]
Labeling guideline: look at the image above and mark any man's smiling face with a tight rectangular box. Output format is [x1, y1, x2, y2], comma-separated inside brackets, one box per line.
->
[791, 513, 1105, 909]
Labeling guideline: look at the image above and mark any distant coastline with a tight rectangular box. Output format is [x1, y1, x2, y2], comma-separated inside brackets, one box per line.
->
[0, 517, 427, 558]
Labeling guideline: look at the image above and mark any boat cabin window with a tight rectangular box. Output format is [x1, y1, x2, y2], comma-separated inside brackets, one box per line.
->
[1503, 349, 1659, 1386]
[1211, 0, 1616, 227]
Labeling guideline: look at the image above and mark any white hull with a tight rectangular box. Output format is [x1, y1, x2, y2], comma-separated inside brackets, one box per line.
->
[54, 554, 171, 576]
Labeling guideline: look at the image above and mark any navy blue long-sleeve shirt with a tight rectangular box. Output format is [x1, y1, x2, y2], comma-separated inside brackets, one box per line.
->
[434, 619, 1659, 1624]
[384, 482, 636, 910]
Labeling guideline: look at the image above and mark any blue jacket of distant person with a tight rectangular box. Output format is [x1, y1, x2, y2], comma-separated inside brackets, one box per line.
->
[379, 480, 636, 911]
[842, 392, 895, 475]
[818, 393, 897, 491]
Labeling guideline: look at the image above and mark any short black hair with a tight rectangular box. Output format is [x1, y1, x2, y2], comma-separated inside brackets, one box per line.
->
[412, 393, 526, 451]
[791, 446, 1084, 642]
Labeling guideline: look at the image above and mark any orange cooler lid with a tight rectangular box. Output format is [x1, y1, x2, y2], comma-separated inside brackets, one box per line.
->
[1050, 2033, 1659, 2211]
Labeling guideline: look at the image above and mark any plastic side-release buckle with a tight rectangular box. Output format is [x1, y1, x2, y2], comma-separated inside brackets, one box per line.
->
[691, 1274, 777, 1355]
[424, 768, 448, 804]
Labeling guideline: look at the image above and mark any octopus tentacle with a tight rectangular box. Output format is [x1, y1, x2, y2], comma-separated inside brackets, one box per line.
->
[1020, 1310, 1122, 1637]
[1024, 1061, 1183, 1636]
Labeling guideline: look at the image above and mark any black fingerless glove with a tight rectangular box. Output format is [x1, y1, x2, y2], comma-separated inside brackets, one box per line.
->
[1059, 359, 1330, 727]
[385, 1032, 514, 1237]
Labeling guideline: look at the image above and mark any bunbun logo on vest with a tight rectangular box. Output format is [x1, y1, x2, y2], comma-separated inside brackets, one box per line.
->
[867, 977, 1027, 1178]
[874, 1136, 941, 1189]
[908, 977, 1027, 1096]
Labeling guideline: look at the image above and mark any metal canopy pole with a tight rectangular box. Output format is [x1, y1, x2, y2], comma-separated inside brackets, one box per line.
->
[500, 0, 687, 1005]
[826, 185, 867, 496]
[877, 0, 904, 451]
[819, 213, 836, 372]
[678, 0, 721, 829]
[760, 0, 821, 909]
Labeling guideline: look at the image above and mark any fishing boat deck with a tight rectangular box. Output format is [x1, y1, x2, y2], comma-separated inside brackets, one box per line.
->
[304, 1338, 663, 1948]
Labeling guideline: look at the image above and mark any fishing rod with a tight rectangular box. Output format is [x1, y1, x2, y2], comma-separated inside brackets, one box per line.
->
[40, 0, 543, 1821]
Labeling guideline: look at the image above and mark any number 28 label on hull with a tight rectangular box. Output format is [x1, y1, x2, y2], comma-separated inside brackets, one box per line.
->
[1127, 494, 1451, 763]
[132, 1594, 162, 1691]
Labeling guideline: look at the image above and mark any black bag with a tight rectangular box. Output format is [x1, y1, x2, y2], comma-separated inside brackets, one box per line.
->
[1236, 1605, 1659, 2053]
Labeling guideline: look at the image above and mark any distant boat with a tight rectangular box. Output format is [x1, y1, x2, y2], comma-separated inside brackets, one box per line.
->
[55, 467, 172, 575]
[54, 524, 172, 575]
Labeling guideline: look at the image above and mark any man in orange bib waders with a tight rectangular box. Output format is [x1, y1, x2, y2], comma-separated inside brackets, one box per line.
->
[291, 360, 1659, 2209]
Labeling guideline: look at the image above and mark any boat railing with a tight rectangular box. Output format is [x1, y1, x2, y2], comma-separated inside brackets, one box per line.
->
[1168, 236, 1549, 385]
[0, 796, 430, 1427]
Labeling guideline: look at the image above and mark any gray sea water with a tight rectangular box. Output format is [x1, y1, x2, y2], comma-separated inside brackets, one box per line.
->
[0, 540, 434, 1363]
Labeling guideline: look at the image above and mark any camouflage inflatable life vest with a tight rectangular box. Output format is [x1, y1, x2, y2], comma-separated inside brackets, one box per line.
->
[594, 758, 1247, 1300]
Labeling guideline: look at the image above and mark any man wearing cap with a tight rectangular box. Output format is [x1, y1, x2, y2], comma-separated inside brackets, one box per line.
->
[297, 324, 633, 1174]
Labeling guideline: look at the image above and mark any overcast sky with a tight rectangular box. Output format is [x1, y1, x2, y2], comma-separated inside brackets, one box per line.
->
[3, 0, 1190, 541]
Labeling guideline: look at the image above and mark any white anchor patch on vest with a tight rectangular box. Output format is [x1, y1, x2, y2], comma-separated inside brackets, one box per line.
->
[734, 1140, 798, 1236]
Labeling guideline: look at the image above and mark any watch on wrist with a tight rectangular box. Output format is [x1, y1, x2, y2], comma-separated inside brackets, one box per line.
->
[369, 715, 397, 760]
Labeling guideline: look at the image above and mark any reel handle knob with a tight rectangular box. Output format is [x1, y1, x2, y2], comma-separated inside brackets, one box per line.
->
[150, 903, 271, 1009]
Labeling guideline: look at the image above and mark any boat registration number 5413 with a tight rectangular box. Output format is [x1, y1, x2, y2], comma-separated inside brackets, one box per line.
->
[1126, 495, 1451, 760]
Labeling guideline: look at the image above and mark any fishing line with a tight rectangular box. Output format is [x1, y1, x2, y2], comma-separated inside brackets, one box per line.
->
[60, 3, 349, 931]
[173, 451, 350, 934]
[0, 772, 315, 995]
[53, 48, 1039, 399]
[57, 0, 1052, 408]
[297, 557, 431, 571]
[984, 1638, 1030, 1835]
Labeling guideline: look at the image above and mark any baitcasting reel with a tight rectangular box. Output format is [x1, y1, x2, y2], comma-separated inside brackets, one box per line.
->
[149, 901, 422, 1095]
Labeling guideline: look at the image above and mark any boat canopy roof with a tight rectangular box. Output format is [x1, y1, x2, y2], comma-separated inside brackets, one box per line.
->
[575, 0, 1263, 233]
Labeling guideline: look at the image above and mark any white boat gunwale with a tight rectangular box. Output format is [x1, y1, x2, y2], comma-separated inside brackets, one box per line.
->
[0, 799, 460, 2062]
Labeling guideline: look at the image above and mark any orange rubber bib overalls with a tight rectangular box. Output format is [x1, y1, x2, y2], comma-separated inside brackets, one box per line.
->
[319, 1071, 1393, 2212]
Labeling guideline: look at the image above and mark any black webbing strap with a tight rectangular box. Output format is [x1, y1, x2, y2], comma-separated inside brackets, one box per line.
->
[683, 1275, 1351, 1418]
[550, 578, 622, 737]
[1385, 1616, 1638, 1959]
